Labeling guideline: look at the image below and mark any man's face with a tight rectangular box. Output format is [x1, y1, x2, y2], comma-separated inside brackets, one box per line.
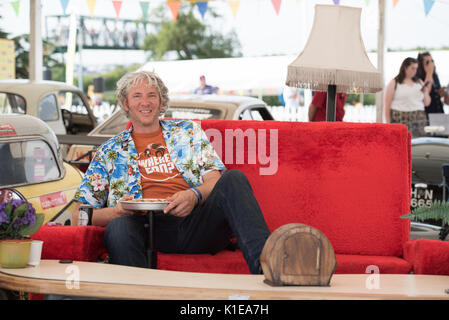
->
[123, 80, 162, 132]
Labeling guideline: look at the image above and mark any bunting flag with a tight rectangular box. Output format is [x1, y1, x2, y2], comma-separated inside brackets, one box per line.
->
[196, 1, 208, 19]
[228, 0, 240, 18]
[365, 0, 370, 5]
[271, 0, 282, 15]
[140, 1, 150, 20]
[423, 0, 435, 15]
[87, 0, 96, 18]
[393, 0, 400, 7]
[112, 0, 122, 19]
[10, 0, 20, 17]
[333, 0, 340, 4]
[60, 0, 70, 15]
[167, 0, 181, 22]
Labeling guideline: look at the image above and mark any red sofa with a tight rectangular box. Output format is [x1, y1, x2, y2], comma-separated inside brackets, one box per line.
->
[32, 120, 449, 275]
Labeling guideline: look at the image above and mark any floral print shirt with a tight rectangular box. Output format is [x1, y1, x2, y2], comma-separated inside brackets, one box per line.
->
[74, 120, 226, 208]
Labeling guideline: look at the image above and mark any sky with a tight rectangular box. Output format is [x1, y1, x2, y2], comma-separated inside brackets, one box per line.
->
[1, 0, 449, 68]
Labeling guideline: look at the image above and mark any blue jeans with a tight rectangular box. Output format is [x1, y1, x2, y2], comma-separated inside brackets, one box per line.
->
[104, 170, 270, 274]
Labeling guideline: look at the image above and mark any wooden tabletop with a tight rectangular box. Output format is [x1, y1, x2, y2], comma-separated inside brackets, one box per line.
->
[1, 260, 449, 300]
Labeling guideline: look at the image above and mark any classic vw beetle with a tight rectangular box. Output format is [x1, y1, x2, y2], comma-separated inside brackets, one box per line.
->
[0, 114, 83, 225]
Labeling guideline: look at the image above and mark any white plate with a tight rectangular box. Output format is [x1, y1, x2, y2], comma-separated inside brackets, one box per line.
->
[120, 199, 169, 211]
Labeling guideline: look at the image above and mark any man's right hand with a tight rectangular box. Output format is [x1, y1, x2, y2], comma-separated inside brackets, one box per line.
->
[113, 194, 137, 218]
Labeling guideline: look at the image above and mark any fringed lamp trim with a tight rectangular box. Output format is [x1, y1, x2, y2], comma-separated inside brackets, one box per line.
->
[286, 66, 383, 93]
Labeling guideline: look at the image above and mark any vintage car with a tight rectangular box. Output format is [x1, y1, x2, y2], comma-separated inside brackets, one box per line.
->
[0, 114, 82, 225]
[411, 136, 449, 240]
[66, 94, 274, 165]
[0, 79, 97, 135]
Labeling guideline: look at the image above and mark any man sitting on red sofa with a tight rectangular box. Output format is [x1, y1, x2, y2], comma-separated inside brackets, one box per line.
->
[74, 71, 270, 274]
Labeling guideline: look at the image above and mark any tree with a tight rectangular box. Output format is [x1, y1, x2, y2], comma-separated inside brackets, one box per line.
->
[142, 4, 241, 60]
[10, 34, 63, 79]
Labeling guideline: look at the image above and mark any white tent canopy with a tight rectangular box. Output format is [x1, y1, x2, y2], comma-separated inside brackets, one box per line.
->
[140, 50, 449, 98]
[139, 55, 295, 97]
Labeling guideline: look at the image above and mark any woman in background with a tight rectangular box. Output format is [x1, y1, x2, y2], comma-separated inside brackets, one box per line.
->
[417, 52, 445, 117]
[384, 57, 431, 137]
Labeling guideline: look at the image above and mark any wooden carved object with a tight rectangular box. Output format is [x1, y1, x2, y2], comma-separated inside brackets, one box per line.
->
[260, 223, 337, 286]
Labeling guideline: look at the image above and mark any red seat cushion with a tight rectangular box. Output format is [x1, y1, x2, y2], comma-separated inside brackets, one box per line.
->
[31, 225, 106, 262]
[157, 250, 412, 275]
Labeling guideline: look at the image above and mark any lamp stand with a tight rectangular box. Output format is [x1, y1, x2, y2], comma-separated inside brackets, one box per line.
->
[326, 85, 337, 122]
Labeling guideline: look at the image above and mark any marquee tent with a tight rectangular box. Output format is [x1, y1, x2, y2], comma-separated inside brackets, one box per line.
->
[139, 50, 449, 98]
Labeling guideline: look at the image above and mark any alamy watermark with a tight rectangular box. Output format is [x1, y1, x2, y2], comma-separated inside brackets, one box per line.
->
[204, 128, 279, 176]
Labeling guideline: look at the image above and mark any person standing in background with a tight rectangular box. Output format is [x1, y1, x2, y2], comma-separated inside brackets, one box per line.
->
[308, 91, 346, 122]
[417, 52, 446, 117]
[384, 57, 431, 137]
[194, 75, 218, 95]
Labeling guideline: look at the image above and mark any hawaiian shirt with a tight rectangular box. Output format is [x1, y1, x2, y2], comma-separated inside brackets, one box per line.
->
[74, 119, 226, 208]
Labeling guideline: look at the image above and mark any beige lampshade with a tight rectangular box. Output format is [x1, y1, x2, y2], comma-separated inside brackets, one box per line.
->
[286, 4, 382, 93]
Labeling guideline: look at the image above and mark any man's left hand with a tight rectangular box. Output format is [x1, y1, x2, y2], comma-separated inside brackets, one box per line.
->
[164, 189, 198, 217]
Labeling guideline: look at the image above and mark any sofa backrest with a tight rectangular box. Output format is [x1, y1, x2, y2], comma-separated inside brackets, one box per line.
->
[199, 120, 411, 257]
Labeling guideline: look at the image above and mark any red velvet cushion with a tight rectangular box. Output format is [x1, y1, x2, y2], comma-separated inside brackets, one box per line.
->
[200, 120, 411, 257]
[405, 239, 449, 275]
[158, 250, 412, 275]
[158, 250, 250, 274]
[335, 254, 411, 274]
[31, 225, 106, 262]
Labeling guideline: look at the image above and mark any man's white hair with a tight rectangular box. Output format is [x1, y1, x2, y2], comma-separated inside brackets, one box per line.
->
[116, 70, 169, 115]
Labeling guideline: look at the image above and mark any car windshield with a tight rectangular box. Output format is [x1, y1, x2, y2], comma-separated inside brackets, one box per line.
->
[0, 139, 60, 187]
[163, 106, 223, 120]
[0, 92, 26, 114]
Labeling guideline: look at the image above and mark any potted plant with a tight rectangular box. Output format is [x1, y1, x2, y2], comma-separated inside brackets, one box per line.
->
[401, 200, 449, 241]
[0, 200, 44, 268]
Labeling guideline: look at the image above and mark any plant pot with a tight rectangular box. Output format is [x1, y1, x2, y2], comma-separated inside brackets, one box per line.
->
[0, 239, 32, 268]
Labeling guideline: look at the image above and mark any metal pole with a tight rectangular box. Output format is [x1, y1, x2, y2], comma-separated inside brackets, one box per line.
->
[147, 211, 157, 269]
[376, 0, 386, 123]
[77, 17, 84, 92]
[30, 0, 43, 81]
[326, 85, 337, 122]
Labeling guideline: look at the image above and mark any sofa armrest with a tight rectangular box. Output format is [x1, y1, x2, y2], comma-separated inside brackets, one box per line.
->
[404, 239, 449, 275]
[31, 225, 106, 262]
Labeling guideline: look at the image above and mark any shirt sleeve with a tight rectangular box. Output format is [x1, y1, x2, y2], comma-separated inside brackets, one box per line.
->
[73, 150, 110, 208]
[191, 121, 226, 177]
[311, 91, 327, 109]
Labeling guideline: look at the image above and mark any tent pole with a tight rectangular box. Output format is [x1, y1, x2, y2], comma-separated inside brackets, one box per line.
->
[30, 0, 43, 81]
[376, 0, 386, 123]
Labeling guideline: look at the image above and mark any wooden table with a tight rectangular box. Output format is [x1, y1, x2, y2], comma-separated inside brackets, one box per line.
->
[1, 260, 449, 300]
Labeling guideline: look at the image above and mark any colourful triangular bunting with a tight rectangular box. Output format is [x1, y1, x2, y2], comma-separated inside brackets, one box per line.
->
[140, 1, 150, 20]
[423, 0, 435, 16]
[60, 0, 70, 15]
[196, 1, 208, 19]
[11, 0, 20, 17]
[271, 0, 282, 15]
[393, 0, 399, 7]
[228, 0, 240, 18]
[87, 0, 96, 18]
[112, 0, 122, 19]
[333, 0, 340, 4]
[167, 0, 181, 22]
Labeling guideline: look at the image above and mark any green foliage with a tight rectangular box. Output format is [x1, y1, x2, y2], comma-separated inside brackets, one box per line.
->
[0, 200, 44, 240]
[346, 93, 376, 106]
[401, 200, 449, 226]
[261, 95, 282, 106]
[142, 4, 241, 61]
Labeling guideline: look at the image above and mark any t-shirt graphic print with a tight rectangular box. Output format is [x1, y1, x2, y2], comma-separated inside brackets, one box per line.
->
[132, 129, 190, 199]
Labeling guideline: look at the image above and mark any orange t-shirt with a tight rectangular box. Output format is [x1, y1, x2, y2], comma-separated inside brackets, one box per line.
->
[132, 129, 190, 199]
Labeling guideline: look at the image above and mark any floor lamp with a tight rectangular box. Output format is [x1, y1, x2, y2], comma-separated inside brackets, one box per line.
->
[286, 5, 383, 121]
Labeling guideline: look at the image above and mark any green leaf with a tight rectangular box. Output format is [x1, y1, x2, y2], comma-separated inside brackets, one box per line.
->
[19, 213, 44, 236]
[4, 203, 13, 219]
[12, 203, 28, 219]
[401, 200, 449, 225]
